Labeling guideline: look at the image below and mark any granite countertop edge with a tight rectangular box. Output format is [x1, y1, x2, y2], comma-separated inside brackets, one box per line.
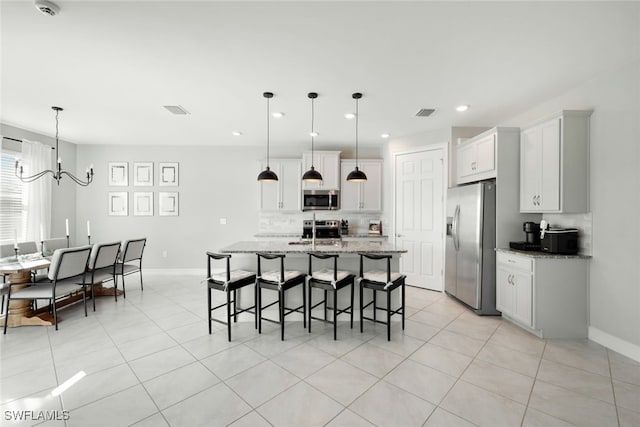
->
[254, 233, 388, 238]
[495, 248, 592, 259]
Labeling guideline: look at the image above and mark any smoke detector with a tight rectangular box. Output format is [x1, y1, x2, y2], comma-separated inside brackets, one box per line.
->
[34, 0, 60, 17]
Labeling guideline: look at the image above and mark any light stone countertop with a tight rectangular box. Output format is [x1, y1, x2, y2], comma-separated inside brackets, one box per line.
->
[495, 248, 592, 259]
[221, 240, 407, 254]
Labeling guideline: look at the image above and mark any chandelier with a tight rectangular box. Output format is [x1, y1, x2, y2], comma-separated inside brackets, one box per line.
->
[15, 106, 94, 186]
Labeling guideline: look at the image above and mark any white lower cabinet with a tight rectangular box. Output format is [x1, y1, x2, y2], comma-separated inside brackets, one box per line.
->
[496, 251, 589, 338]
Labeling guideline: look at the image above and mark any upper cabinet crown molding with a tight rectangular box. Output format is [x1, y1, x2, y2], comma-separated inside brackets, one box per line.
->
[302, 150, 341, 190]
[520, 110, 592, 213]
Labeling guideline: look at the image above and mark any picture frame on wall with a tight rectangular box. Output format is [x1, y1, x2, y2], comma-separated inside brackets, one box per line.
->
[159, 162, 179, 186]
[133, 192, 153, 216]
[108, 192, 128, 216]
[133, 162, 153, 186]
[158, 191, 179, 216]
[108, 162, 129, 186]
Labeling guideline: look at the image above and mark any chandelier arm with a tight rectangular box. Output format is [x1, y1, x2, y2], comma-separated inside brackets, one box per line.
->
[59, 170, 93, 186]
[15, 169, 56, 183]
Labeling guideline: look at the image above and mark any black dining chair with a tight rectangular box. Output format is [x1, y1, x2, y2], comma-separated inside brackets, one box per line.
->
[307, 252, 355, 340]
[358, 253, 406, 341]
[256, 253, 306, 341]
[206, 252, 257, 341]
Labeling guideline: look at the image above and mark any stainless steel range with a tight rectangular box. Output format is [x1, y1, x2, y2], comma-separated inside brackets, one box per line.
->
[302, 220, 341, 239]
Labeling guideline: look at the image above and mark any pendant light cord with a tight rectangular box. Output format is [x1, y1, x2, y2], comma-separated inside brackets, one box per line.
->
[266, 95, 270, 166]
[355, 96, 359, 167]
[55, 108, 60, 163]
[311, 96, 315, 167]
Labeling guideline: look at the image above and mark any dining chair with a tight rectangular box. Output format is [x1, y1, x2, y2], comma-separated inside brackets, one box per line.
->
[83, 242, 121, 310]
[42, 237, 69, 256]
[1, 243, 16, 259]
[307, 252, 355, 340]
[256, 252, 306, 340]
[17, 241, 39, 255]
[3, 245, 92, 333]
[114, 238, 146, 299]
[358, 253, 406, 341]
[206, 252, 257, 341]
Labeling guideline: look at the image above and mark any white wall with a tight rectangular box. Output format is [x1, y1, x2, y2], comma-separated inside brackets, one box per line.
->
[501, 61, 640, 353]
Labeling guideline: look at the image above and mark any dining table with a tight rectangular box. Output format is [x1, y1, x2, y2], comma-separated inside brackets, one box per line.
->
[1, 254, 122, 328]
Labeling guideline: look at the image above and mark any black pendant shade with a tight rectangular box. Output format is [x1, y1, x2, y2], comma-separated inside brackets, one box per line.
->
[257, 92, 278, 182]
[347, 92, 367, 182]
[302, 92, 323, 182]
[346, 166, 368, 182]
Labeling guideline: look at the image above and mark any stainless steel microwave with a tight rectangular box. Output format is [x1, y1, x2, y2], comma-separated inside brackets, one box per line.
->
[302, 189, 340, 211]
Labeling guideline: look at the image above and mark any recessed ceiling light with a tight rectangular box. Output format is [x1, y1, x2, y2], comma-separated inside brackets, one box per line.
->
[456, 105, 470, 112]
[272, 112, 285, 118]
[344, 113, 355, 120]
[381, 133, 390, 139]
[310, 131, 319, 137]
[232, 131, 242, 136]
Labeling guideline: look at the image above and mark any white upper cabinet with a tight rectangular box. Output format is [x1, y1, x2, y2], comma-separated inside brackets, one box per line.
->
[456, 132, 496, 184]
[340, 159, 383, 212]
[520, 110, 591, 213]
[258, 159, 302, 211]
[302, 151, 341, 190]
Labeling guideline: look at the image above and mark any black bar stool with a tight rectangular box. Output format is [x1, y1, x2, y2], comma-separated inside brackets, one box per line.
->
[307, 252, 355, 340]
[256, 253, 306, 341]
[206, 252, 257, 342]
[358, 253, 406, 341]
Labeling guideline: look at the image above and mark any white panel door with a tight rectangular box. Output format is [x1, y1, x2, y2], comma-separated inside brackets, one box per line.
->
[395, 148, 444, 290]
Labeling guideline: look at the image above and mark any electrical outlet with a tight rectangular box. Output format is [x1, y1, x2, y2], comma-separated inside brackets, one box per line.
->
[219, 218, 227, 225]
[162, 250, 167, 258]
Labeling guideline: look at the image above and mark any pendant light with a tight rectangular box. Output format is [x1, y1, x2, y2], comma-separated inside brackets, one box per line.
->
[302, 92, 323, 182]
[257, 92, 278, 182]
[346, 92, 367, 182]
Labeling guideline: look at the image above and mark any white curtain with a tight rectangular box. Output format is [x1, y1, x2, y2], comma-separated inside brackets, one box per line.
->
[22, 139, 52, 242]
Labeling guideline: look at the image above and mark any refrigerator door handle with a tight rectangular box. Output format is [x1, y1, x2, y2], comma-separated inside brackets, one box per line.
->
[452, 204, 460, 251]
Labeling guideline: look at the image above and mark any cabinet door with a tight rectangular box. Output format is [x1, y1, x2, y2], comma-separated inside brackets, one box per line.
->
[259, 162, 281, 211]
[520, 126, 542, 211]
[279, 160, 302, 211]
[539, 118, 561, 211]
[359, 160, 382, 211]
[457, 143, 476, 180]
[474, 134, 496, 174]
[513, 271, 533, 327]
[340, 160, 362, 211]
[496, 266, 514, 316]
[302, 151, 340, 190]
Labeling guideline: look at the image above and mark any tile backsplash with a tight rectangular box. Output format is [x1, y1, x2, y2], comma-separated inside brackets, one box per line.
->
[258, 211, 387, 236]
[542, 212, 593, 255]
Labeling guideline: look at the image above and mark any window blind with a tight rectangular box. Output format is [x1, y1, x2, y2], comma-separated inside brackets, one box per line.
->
[0, 149, 26, 241]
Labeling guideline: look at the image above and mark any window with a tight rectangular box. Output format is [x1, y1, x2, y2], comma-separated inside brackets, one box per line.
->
[0, 148, 27, 242]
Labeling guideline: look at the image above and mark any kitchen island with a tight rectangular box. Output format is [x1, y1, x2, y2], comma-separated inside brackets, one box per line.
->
[220, 240, 406, 254]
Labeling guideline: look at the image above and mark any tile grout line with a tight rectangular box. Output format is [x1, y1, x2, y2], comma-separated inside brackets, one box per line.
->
[607, 349, 622, 427]
[520, 340, 547, 427]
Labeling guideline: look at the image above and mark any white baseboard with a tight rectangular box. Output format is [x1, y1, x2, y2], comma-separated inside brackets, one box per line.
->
[144, 268, 206, 276]
[588, 326, 640, 363]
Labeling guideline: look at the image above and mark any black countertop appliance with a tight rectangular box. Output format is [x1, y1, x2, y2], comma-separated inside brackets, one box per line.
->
[509, 222, 541, 251]
[541, 228, 579, 254]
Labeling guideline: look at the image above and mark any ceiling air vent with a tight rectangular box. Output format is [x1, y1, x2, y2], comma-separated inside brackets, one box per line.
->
[415, 108, 436, 117]
[163, 105, 190, 115]
[35, 0, 60, 16]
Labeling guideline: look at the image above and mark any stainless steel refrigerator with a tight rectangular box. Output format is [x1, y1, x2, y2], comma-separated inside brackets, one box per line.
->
[445, 181, 499, 315]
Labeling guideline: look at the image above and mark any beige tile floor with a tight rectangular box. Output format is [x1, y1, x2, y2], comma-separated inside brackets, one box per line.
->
[1, 273, 639, 427]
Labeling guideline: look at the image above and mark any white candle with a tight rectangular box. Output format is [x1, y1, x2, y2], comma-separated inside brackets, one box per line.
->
[13, 229, 18, 249]
[87, 220, 91, 237]
[40, 224, 44, 242]
[65, 218, 69, 236]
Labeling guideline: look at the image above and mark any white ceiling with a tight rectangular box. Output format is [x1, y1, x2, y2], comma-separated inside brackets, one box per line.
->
[1, 1, 638, 147]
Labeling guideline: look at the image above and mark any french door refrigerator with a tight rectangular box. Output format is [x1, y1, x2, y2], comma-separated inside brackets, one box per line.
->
[445, 181, 500, 315]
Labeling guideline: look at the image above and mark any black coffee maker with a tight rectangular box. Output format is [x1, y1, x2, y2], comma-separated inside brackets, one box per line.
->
[509, 222, 541, 251]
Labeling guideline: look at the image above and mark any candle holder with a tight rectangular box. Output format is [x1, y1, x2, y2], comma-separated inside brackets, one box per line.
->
[41, 240, 44, 257]
[88, 236, 91, 245]
[66, 235, 70, 248]
[14, 247, 19, 261]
